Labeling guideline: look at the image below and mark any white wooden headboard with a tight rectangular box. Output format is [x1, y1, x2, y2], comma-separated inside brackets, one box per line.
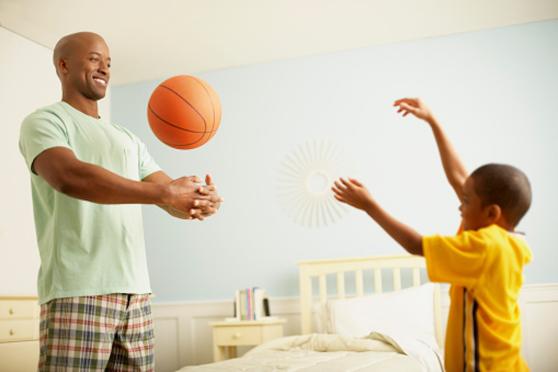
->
[298, 255, 442, 346]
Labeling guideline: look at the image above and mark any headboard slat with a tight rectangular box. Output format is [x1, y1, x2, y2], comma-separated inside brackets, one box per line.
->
[412, 267, 421, 287]
[393, 268, 401, 291]
[336, 272, 345, 299]
[355, 270, 364, 297]
[319, 274, 327, 305]
[374, 268, 383, 294]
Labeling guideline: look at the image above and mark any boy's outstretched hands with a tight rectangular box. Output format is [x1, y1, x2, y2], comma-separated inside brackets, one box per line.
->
[332, 178, 374, 212]
[332, 176, 424, 256]
[393, 98, 435, 123]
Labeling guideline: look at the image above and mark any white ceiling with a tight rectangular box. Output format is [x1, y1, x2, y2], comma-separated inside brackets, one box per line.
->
[1, 0, 557, 85]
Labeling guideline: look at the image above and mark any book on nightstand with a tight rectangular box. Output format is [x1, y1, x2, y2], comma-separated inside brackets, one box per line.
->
[232, 287, 271, 321]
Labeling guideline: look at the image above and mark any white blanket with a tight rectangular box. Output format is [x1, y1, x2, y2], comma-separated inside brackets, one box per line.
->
[179, 333, 443, 372]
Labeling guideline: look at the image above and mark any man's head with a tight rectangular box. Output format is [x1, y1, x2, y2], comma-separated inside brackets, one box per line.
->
[53, 32, 110, 101]
[459, 163, 532, 231]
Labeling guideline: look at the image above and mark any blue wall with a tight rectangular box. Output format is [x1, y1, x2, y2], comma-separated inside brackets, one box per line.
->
[112, 20, 558, 302]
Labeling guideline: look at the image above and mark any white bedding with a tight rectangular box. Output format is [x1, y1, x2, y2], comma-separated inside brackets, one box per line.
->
[179, 333, 443, 372]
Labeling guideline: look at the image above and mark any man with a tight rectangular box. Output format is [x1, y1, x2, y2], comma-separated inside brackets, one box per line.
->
[19, 31, 222, 370]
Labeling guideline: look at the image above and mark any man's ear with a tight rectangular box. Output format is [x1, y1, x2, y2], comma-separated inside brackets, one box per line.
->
[57, 58, 69, 76]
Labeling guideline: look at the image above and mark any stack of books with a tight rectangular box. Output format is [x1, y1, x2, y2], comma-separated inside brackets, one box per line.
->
[234, 287, 270, 321]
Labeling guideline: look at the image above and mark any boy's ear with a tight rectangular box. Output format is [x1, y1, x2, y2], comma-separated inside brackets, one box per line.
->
[486, 204, 502, 222]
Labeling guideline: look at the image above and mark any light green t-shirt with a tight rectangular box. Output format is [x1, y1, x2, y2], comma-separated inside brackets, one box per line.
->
[19, 101, 161, 304]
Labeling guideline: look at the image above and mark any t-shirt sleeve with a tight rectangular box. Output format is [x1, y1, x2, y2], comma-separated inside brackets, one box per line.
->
[19, 111, 72, 174]
[136, 137, 161, 180]
[422, 230, 489, 288]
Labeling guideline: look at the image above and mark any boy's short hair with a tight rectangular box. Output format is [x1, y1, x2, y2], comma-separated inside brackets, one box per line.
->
[470, 163, 532, 227]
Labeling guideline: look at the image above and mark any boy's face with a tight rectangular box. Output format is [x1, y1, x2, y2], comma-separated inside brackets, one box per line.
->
[459, 176, 492, 231]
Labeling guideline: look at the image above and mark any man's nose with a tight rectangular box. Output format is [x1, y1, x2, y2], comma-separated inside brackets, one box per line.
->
[98, 61, 109, 74]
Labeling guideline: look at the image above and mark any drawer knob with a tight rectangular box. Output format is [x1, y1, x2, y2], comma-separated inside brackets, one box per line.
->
[9, 329, 15, 336]
[8, 308, 14, 315]
[232, 332, 241, 339]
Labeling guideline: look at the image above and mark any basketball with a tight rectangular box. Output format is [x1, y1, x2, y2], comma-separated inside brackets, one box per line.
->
[147, 75, 221, 149]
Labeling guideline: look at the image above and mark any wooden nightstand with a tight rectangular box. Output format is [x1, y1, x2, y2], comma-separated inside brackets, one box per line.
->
[210, 318, 286, 361]
[0, 296, 40, 371]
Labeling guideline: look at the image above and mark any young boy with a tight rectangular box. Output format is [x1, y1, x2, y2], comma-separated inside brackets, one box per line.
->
[332, 98, 532, 372]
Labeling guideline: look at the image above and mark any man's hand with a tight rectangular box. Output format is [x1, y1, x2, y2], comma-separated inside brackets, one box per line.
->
[331, 178, 374, 212]
[143, 171, 223, 221]
[189, 174, 223, 219]
[393, 97, 435, 123]
[163, 176, 214, 220]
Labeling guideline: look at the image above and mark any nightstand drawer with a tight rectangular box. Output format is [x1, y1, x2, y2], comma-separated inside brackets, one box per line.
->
[0, 340, 40, 371]
[0, 320, 37, 342]
[214, 326, 262, 346]
[0, 300, 39, 320]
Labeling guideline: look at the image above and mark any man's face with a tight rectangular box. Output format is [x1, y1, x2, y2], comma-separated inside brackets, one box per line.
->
[459, 176, 491, 231]
[64, 36, 111, 101]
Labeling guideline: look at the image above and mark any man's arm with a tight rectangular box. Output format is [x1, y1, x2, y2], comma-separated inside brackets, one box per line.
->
[33, 146, 208, 214]
[393, 98, 468, 201]
[332, 178, 423, 256]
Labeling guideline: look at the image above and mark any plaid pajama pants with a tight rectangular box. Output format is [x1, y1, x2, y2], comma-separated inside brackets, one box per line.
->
[39, 294, 154, 371]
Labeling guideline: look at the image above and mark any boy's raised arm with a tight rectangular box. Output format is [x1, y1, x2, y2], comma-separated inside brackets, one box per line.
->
[393, 98, 468, 201]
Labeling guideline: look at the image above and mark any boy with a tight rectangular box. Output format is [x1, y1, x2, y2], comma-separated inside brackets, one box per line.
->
[332, 98, 532, 372]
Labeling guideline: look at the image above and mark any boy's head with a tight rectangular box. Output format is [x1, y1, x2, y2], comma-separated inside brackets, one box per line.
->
[460, 163, 531, 231]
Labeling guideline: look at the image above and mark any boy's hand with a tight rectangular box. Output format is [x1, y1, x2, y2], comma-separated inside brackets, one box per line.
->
[332, 178, 374, 212]
[393, 98, 434, 123]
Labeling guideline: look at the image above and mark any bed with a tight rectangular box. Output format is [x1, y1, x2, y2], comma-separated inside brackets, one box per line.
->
[179, 255, 444, 372]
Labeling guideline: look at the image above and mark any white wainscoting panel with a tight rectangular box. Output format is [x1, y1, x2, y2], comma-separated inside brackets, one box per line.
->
[152, 298, 300, 371]
[153, 317, 180, 372]
[519, 284, 558, 372]
[152, 283, 557, 372]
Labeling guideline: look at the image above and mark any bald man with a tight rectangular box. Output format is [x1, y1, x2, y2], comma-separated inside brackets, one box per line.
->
[19, 32, 222, 371]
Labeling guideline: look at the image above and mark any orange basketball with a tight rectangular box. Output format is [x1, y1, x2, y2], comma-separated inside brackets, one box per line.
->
[147, 75, 221, 149]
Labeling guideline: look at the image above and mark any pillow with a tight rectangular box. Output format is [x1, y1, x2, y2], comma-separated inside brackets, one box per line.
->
[327, 283, 436, 344]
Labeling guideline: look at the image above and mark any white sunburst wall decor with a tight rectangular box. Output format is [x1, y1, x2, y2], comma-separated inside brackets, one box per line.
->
[276, 140, 355, 228]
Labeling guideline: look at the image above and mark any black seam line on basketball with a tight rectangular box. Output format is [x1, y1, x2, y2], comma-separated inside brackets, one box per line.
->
[162, 132, 209, 146]
[168, 135, 212, 147]
[162, 77, 213, 146]
[163, 137, 212, 146]
[165, 139, 203, 146]
[159, 84, 208, 132]
[161, 130, 218, 146]
[189, 76, 216, 132]
[148, 105, 209, 134]
[187, 79, 213, 143]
